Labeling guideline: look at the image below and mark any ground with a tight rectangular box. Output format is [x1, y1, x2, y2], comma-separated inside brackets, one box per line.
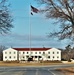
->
[57, 67, 74, 75]
[0, 61, 62, 67]
[0, 61, 74, 75]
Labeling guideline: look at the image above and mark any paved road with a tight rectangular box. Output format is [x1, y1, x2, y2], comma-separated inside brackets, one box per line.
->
[0, 67, 62, 75]
[0, 64, 74, 75]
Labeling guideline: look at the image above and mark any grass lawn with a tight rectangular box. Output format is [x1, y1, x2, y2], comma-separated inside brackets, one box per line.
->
[0, 61, 62, 67]
[57, 67, 74, 75]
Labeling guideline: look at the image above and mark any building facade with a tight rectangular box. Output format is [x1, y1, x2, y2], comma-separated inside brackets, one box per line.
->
[3, 48, 61, 61]
[3, 48, 18, 61]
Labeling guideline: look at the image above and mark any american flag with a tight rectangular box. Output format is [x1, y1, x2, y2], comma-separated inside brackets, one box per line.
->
[31, 5, 39, 15]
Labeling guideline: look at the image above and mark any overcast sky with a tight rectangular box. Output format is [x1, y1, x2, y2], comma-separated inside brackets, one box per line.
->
[0, 0, 69, 49]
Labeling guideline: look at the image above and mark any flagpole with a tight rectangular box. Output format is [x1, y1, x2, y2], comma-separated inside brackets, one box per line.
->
[29, 4, 31, 58]
[29, 5, 39, 58]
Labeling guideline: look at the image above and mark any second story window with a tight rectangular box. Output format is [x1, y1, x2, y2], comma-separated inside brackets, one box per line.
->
[43, 52, 45, 54]
[48, 52, 50, 54]
[23, 52, 25, 54]
[53, 52, 54, 54]
[57, 52, 59, 54]
[14, 52, 16, 54]
[5, 52, 7, 54]
[39, 52, 41, 54]
[31, 52, 33, 54]
[27, 52, 28, 54]
[35, 52, 37, 54]
[9, 52, 11, 54]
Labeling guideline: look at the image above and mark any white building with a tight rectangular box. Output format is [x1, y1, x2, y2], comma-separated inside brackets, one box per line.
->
[3, 47, 61, 61]
[3, 48, 18, 61]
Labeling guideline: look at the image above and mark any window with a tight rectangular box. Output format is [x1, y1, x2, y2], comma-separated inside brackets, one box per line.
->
[27, 52, 28, 54]
[43, 52, 45, 54]
[9, 56, 11, 59]
[57, 56, 59, 58]
[35, 52, 37, 54]
[48, 52, 50, 54]
[31, 56, 34, 58]
[5, 52, 7, 54]
[35, 56, 37, 58]
[9, 52, 11, 54]
[14, 56, 16, 58]
[39, 56, 41, 58]
[31, 52, 33, 54]
[23, 52, 25, 54]
[53, 52, 54, 54]
[5, 56, 7, 58]
[57, 52, 59, 54]
[23, 56, 25, 58]
[26, 56, 29, 58]
[48, 56, 50, 58]
[53, 56, 54, 58]
[39, 52, 41, 54]
[14, 52, 16, 54]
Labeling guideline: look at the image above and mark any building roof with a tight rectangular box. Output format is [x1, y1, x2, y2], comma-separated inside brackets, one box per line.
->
[13, 48, 51, 51]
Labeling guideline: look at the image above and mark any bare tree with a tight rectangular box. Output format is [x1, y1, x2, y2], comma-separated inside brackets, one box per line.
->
[35, 0, 74, 40]
[0, 45, 7, 61]
[65, 44, 71, 51]
[0, 0, 13, 34]
[62, 45, 73, 61]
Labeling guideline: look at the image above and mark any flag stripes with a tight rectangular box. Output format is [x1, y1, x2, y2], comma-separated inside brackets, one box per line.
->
[31, 5, 39, 15]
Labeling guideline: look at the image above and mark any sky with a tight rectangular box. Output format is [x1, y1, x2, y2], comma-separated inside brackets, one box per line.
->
[0, 0, 69, 49]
